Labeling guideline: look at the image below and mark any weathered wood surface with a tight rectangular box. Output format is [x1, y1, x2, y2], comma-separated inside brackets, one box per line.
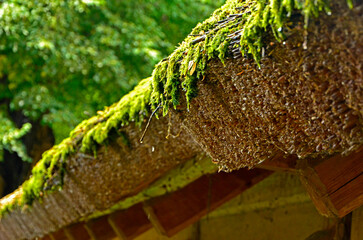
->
[298, 147, 363, 217]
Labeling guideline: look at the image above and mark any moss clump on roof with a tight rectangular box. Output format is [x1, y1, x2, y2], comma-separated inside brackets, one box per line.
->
[0, 0, 354, 217]
[150, 0, 344, 114]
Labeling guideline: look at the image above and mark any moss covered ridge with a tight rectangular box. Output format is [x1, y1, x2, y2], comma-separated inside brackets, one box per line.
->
[0, 0, 352, 217]
[0, 78, 153, 216]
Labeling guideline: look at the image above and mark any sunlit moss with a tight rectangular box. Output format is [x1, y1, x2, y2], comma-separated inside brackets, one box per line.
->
[80, 78, 152, 152]
[150, 0, 336, 112]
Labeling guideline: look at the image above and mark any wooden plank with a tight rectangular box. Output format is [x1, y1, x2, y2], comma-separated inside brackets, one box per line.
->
[108, 203, 152, 240]
[83, 223, 98, 240]
[144, 168, 272, 237]
[315, 146, 363, 195]
[330, 173, 363, 217]
[107, 216, 127, 240]
[257, 152, 297, 172]
[40, 235, 54, 240]
[63, 228, 75, 240]
[299, 164, 338, 217]
[66, 223, 90, 240]
[143, 203, 168, 236]
[298, 147, 363, 218]
[351, 206, 363, 240]
[51, 230, 68, 240]
[86, 216, 116, 240]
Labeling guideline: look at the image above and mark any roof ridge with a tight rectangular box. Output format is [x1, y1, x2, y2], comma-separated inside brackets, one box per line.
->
[0, 0, 352, 217]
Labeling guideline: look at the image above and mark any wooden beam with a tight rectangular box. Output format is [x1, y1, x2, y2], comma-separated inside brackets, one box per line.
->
[143, 168, 272, 237]
[83, 223, 98, 240]
[41, 234, 54, 240]
[257, 152, 298, 172]
[85, 216, 117, 240]
[50, 230, 67, 240]
[63, 228, 75, 240]
[143, 204, 168, 236]
[107, 216, 127, 240]
[351, 206, 363, 240]
[45, 203, 152, 240]
[64, 223, 90, 240]
[298, 147, 363, 218]
[108, 203, 152, 240]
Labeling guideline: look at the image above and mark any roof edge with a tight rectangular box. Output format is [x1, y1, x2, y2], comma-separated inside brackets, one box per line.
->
[0, 0, 355, 218]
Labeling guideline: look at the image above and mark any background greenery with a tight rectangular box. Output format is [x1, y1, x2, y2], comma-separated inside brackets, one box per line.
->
[0, 0, 224, 164]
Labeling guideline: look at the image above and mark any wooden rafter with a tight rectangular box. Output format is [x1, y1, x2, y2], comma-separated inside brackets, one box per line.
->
[298, 147, 363, 218]
[41, 168, 272, 240]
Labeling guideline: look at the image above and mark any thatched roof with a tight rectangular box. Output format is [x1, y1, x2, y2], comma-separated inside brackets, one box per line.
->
[0, 0, 362, 239]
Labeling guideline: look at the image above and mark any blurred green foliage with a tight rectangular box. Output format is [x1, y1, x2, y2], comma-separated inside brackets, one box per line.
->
[0, 0, 224, 162]
[0, 110, 32, 162]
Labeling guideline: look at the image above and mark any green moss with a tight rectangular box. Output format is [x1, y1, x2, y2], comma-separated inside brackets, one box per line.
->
[0, 0, 354, 218]
[80, 78, 152, 152]
[149, 0, 338, 110]
[0, 189, 22, 217]
[20, 138, 73, 206]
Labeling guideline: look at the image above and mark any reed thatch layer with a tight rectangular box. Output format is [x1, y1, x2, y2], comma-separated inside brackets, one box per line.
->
[180, 1, 362, 170]
[0, 0, 361, 239]
[0, 115, 203, 239]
